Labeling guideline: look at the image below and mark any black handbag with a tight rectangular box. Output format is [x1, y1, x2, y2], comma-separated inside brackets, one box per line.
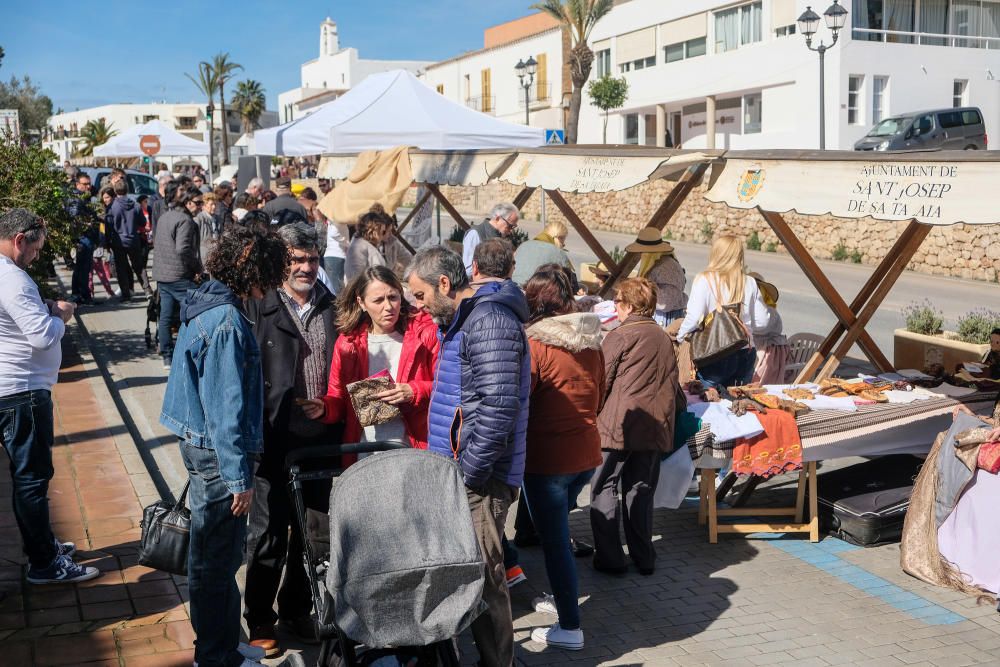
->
[689, 278, 750, 366]
[138, 482, 191, 576]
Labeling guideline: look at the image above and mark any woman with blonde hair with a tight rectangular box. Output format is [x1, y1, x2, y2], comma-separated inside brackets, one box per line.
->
[676, 234, 771, 391]
[512, 219, 578, 288]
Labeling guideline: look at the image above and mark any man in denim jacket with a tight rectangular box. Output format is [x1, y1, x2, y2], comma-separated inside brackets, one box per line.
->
[160, 226, 289, 667]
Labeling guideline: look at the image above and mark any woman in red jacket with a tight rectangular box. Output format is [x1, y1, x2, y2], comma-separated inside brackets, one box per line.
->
[303, 265, 438, 452]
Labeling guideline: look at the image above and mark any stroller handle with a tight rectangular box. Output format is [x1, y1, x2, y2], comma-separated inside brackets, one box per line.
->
[285, 441, 410, 471]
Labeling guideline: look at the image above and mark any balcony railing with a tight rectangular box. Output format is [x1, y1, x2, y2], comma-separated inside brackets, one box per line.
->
[517, 83, 553, 109]
[466, 96, 496, 115]
[852, 27, 1000, 48]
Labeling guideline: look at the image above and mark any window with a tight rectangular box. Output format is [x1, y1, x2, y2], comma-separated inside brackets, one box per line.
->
[624, 113, 639, 144]
[848, 75, 864, 125]
[536, 53, 548, 100]
[743, 93, 762, 133]
[872, 76, 889, 123]
[962, 109, 983, 125]
[775, 24, 796, 37]
[143, 115, 159, 123]
[938, 110, 963, 128]
[481, 69, 491, 113]
[715, 2, 762, 53]
[436, 84, 444, 95]
[953, 79, 968, 107]
[176, 116, 197, 129]
[664, 37, 707, 62]
[595, 49, 611, 78]
[852, 0, 915, 43]
[620, 56, 656, 72]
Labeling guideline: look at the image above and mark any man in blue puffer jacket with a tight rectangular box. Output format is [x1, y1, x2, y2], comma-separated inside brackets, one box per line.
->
[405, 240, 528, 667]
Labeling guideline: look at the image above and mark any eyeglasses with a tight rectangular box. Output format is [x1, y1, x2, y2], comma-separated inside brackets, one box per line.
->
[191, 199, 204, 207]
[499, 215, 517, 229]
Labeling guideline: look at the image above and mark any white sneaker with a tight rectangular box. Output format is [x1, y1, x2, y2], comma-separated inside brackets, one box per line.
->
[532, 593, 557, 615]
[113, 288, 121, 297]
[530, 623, 584, 650]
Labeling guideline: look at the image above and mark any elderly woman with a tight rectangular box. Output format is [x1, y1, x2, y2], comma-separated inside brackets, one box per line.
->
[628, 226, 687, 326]
[304, 265, 438, 456]
[512, 220, 576, 287]
[344, 204, 392, 283]
[590, 277, 678, 576]
[520, 267, 604, 651]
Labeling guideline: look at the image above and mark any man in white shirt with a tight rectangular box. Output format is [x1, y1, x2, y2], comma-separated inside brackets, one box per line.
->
[0, 208, 100, 585]
[462, 202, 519, 276]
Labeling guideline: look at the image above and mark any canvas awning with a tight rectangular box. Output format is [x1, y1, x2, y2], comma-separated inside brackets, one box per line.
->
[705, 150, 1000, 226]
[92, 118, 208, 157]
[318, 149, 517, 187]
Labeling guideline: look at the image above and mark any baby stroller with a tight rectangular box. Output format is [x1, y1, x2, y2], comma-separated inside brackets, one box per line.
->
[287, 442, 485, 667]
[144, 288, 160, 349]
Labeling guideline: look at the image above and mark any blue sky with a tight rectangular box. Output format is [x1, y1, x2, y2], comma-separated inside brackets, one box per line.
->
[1, 0, 537, 112]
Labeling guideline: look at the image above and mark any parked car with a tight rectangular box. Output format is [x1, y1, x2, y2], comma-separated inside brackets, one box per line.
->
[854, 107, 987, 151]
[76, 167, 159, 200]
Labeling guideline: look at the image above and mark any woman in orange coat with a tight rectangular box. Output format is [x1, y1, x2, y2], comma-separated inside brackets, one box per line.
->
[303, 266, 438, 454]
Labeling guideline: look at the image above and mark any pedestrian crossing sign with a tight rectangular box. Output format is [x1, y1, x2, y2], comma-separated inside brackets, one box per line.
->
[545, 129, 565, 145]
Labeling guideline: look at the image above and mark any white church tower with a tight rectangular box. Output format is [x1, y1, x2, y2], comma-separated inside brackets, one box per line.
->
[320, 18, 339, 57]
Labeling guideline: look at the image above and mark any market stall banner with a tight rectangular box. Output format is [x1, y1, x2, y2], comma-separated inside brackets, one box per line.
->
[318, 150, 515, 187]
[706, 157, 1000, 226]
[498, 151, 710, 193]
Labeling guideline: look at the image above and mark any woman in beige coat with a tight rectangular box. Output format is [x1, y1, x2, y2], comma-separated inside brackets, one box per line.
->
[590, 277, 678, 576]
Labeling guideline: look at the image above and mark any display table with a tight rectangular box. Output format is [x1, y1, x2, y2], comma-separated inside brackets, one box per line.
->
[689, 390, 996, 543]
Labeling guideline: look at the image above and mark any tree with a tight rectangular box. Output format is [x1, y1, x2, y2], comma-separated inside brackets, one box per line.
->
[211, 53, 243, 165]
[186, 61, 217, 172]
[587, 75, 628, 144]
[231, 79, 266, 135]
[532, 0, 613, 144]
[0, 75, 53, 143]
[77, 119, 116, 157]
[0, 46, 5, 69]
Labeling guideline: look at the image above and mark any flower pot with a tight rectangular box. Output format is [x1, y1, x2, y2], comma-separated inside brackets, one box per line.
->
[893, 328, 989, 372]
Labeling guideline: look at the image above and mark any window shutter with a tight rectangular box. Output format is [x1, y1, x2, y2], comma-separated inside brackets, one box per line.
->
[536, 53, 548, 100]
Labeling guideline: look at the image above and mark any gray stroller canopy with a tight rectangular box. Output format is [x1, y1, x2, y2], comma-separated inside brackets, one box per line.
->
[326, 448, 485, 648]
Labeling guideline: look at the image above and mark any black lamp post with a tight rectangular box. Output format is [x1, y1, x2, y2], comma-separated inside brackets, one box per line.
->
[515, 56, 538, 126]
[206, 101, 215, 179]
[798, 1, 849, 149]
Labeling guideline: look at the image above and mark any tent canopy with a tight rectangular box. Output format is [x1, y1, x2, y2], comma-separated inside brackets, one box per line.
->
[254, 69, 545, 156]
[93, 118, 208, 157]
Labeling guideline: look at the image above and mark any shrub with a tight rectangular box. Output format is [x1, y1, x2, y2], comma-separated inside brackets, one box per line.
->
[700, 219, 713, 242]
[508, 227, 529, 248]
[746, 231, 761, 251]
[831, 243, 849, 261]
[902, 300, 943, 336]
[850, 249, 863, 264]
[956, 309, 1000, 344]
[764, 242, 778, 253]
[663, 229, 673, 241]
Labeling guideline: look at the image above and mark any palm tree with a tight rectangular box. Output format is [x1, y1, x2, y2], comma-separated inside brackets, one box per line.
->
[186, 61, 217, 172]
[77, 119, 116, 157]
[231, 79, 266, 136]
[532, 0, 613, 144]
[211, 52, 243, 165]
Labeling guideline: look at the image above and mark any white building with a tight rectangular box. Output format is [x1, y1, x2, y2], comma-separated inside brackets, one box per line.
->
[278, 18, 432, 123]
[420, 13, 569, 133]
[45, 103, 278, 168]
[579, 0, 1000, 150]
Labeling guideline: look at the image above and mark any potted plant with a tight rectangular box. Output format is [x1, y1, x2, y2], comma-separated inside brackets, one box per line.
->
[893, 301, 993, 371]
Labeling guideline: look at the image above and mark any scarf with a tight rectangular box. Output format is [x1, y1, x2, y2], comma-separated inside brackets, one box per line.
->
[638, 251, 669, 278]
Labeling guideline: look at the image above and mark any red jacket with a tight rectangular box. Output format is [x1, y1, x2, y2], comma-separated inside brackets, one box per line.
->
[321, 310, 439, 452]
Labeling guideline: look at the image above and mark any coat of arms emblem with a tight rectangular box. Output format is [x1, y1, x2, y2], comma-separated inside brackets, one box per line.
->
[737, 167, 766, 202]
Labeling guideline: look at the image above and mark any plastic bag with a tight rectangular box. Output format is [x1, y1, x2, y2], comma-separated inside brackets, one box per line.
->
[653, 446, 695, 509]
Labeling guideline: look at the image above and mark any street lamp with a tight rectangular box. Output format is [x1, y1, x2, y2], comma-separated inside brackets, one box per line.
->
[798, 1, 848, 149]
[205, 101, 215, 181]
[515, 56, 538, 126]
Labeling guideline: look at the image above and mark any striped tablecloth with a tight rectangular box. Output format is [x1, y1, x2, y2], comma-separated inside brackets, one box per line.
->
[689, 390, 997, 466]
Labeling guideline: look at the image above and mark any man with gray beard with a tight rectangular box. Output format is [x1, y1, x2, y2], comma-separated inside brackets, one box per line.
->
[242, 222, 341, 656]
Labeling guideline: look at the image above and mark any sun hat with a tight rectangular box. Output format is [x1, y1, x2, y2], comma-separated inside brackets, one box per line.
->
[748, 271, 779, 307]
[625, 227, 675, 254]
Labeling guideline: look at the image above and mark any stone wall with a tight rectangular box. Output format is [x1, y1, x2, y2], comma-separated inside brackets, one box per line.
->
[403, 181, 1000, 283]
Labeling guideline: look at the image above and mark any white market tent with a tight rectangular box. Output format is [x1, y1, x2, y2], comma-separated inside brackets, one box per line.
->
[93, 118, 209, 157]
[253, 69, 546, 156]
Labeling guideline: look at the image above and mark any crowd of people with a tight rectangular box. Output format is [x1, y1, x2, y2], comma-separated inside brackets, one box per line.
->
[3, 164, 798, 667]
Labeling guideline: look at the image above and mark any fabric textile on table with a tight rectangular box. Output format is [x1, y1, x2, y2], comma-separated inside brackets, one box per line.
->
[730, 409, 802, 478]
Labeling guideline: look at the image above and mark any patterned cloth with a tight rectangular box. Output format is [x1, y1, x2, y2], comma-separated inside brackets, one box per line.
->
[979, 442, 1000, 474]
[731, 409, 802, 478]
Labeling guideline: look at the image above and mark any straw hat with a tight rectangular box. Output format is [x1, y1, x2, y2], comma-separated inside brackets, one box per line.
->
[748, 271, 779, 307]
[625, 227, 675, 254]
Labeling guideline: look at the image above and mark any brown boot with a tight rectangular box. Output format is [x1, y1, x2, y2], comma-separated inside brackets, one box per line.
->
[248, 625, 280, 657]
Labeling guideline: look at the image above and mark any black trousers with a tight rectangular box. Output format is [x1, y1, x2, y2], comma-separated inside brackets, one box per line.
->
[589, 449, 660, 571]
[126, 242, 151, 294]
[110, 240, 133, 298]
[244, 447, 332, 629]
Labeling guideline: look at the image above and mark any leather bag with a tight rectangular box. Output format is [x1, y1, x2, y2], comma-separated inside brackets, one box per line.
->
[138, 482, 191, 576]
[689, 277, 750, 366]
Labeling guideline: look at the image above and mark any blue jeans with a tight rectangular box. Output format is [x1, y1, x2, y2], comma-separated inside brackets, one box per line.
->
[157, 279, 197, 360]
[521, 469, 594, 630]
[181, 441, 246, 667]
[71, 243, 94, 301]
[697, 347, 757, 393]
[0, 390, 58, 569]
[322, 256, 344, 292]
[654, 308, 685, 327]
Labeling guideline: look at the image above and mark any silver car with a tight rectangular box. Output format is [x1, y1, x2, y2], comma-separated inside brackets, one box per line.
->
[854, 107, 987, 151]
